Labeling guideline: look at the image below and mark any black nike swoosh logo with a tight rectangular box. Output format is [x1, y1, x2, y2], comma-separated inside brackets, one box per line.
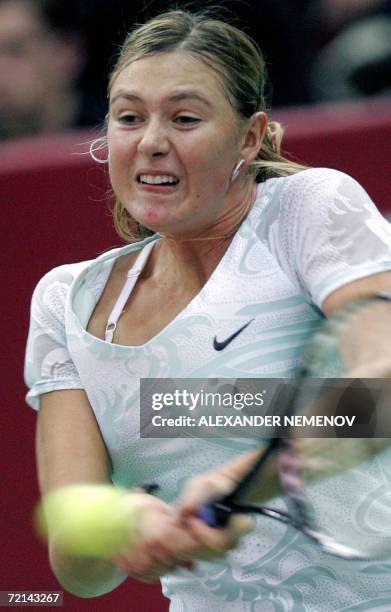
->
[213, 319, 254, 351]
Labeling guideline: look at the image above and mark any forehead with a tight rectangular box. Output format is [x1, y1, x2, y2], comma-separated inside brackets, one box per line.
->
[110, 51, 228, 104]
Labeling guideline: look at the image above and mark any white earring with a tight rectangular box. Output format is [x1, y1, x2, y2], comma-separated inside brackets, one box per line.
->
[89, 137, 109, 164]
[230, 159, 245, 182]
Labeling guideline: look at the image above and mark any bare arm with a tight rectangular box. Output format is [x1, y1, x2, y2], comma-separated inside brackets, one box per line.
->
[322, 271, 391, 377]
[36, 389, 128, 597]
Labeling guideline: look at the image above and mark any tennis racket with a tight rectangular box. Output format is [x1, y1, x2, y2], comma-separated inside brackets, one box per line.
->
[198, 294, 391, 560]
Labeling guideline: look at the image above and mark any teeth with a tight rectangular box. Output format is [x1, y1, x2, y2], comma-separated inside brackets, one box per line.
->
[139, 174, 178, 185]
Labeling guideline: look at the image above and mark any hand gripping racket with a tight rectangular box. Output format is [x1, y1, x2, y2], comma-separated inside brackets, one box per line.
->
[198, 294, 391, 559]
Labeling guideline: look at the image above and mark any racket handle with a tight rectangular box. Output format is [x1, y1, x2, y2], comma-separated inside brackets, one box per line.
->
[197, 497, 233, 527]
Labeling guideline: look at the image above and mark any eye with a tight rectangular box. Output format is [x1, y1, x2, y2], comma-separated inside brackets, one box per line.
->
[118, 114, 142, 125]
[174, 115, 201, 126]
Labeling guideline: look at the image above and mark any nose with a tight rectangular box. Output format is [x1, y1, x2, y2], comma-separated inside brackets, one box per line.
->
[137, 118, 170, 157]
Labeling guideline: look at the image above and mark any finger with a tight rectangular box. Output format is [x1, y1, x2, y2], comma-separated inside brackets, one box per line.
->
[176, 475, 236, 517]
[183, 514, 253, 552]
[113, 545, 162, 576]
[181, 522, 232, 554]
[112, 547, 148, 574]
[230, 514, 254, 537]
[147, 526, 203, 560]
[148, 542, 174, 565]
[149, 547, 182, 574]
[146, 526, 227, 564]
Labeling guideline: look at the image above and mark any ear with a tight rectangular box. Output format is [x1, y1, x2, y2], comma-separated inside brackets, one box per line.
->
[239, 112, 268, 164]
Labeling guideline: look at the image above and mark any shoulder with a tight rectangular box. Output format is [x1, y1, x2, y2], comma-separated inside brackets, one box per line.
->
[253, 168, 358, 230]
[278, 167, 364, 196]
[35, 260, 92, 288]
[279, 167, 375, 203]
[32, 244, 138, 293]
[271, 168, 376, 220]
[30, 247, 119, 311]
[31, 260, 94, 304]
[255, 168, 360, 215]
[29, 261, 94, 331]
[30, 239, 157, 312]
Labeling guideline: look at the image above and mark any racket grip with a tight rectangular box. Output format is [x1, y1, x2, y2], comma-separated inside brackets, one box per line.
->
[197, 498, 233, 528]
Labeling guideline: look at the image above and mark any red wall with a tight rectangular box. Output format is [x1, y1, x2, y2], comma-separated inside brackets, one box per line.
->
[1, 98, 390, 611]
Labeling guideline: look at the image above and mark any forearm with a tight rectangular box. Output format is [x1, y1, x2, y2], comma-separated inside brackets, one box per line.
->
[49, 546, 127, 598]
[324, 292, 391, 378]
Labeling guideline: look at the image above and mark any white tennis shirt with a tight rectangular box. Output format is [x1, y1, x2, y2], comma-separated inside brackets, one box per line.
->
[25, 168, 391, 611]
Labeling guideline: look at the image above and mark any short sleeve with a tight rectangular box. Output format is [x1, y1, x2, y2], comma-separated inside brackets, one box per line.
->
[24, 265, 84, 411]
[269, 168, 391, 307]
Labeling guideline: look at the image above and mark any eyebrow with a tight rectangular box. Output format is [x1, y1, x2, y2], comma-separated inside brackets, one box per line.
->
[110, 90, 213, 108]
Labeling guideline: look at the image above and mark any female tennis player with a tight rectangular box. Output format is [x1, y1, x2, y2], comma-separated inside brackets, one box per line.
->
[25, 9, 391, 610]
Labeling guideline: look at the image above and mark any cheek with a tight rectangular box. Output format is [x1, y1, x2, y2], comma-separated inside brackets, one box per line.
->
[182, 136, 236, 191]
[108, 137, 131, 165]
[108, 138, 136, 186]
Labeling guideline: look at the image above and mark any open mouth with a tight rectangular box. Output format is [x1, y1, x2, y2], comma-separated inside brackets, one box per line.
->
[137, 174, 180, 186]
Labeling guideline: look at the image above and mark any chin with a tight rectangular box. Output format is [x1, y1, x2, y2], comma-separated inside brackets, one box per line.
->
[127, 200, 195, 235]
[132, 212, 173, 235]
[131, 204, 182, 233]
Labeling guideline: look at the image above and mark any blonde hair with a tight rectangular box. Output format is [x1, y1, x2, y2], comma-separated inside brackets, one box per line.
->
[108, 9, 308, 242]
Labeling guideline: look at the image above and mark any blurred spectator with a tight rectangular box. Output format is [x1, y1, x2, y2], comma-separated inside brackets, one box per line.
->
[0, 0, 103, 140]
[310, 0, 388, 33]
[308, 0, 391, 100]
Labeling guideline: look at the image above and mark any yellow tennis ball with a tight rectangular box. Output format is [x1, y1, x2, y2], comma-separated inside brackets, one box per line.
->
[35, 484, 141, 558]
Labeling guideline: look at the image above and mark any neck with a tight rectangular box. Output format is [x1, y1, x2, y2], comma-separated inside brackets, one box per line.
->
[161, 180, 257, 241]
[152, 181, 257, 284]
